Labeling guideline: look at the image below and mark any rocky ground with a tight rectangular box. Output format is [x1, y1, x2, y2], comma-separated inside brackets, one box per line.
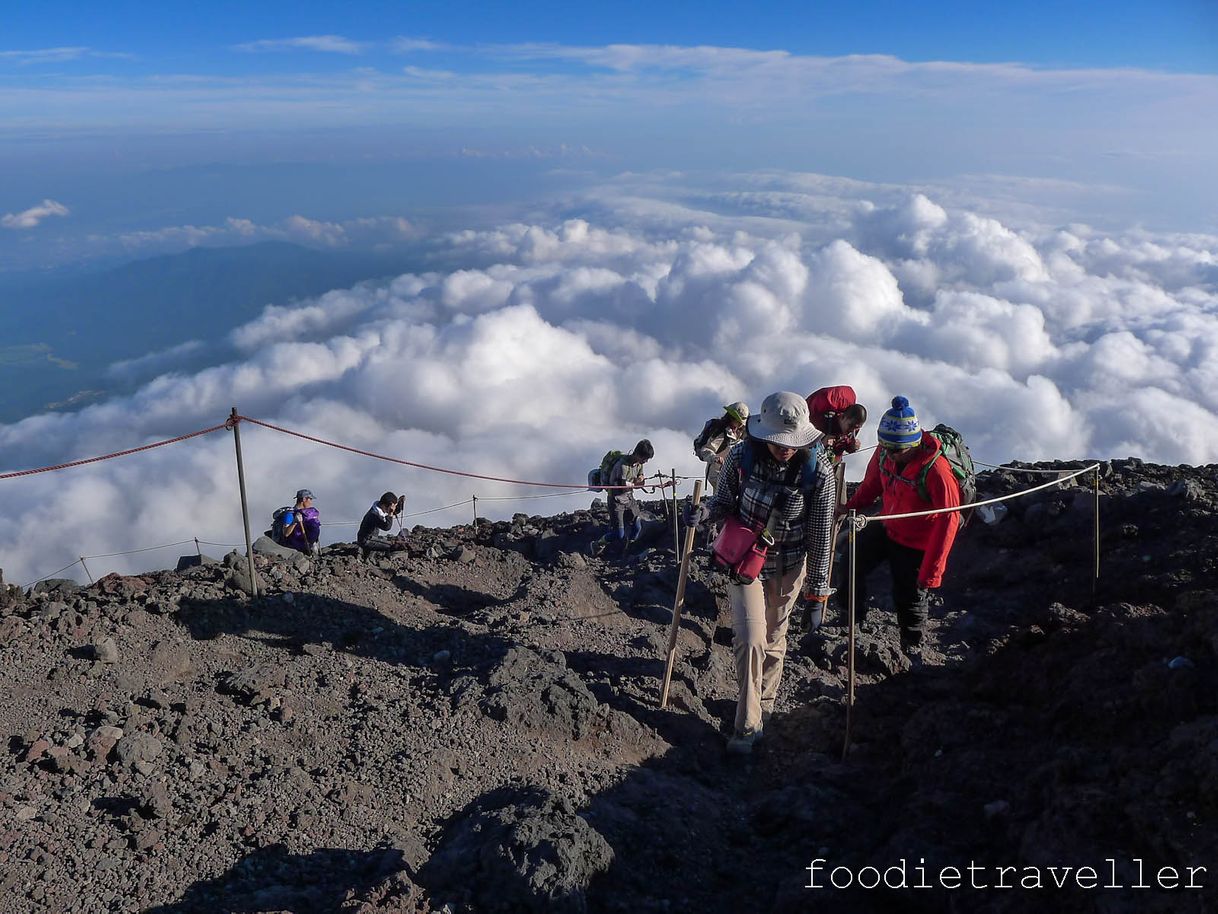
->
[1, 457, 1217, 913]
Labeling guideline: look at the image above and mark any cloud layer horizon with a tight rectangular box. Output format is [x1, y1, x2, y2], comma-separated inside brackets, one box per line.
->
[2, 173, 1216, 584]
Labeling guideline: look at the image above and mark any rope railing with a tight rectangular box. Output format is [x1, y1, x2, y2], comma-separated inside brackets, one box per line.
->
[0, 423, 230, 479]
[234, 414, 675, 492]
[858, 463, 1100, 525]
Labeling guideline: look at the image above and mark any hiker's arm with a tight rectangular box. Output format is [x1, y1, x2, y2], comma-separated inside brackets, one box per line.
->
[703, 445, 740, 525]
[843, 449, 882, 512]
[802, 452, 836, 597]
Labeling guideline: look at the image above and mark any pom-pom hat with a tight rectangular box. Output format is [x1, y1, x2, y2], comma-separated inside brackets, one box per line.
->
[747, 391, 819, 448]
[877, 396, 921, 450]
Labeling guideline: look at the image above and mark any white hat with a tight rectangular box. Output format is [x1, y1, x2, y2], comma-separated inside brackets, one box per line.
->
[747, 391, 818, 448]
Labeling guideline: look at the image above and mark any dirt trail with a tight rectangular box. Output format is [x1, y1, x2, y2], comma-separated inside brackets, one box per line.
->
[1, 459, 1215, 913]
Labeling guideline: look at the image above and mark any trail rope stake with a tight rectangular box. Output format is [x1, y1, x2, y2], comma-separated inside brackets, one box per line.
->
[1093, 466, 1101, 602]
[79, 557, 94, 585]
[659, 479, 703, 709]
[471, 495, 478, 526]
[227, 408, 259, 598]
[842, 509, 858, 762]
[194, 537, 201, 558]
[671, 467, 679, 557]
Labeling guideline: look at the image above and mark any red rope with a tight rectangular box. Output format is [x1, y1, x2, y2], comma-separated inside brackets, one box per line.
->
[0, 423, 230, 480]
[235, 415, 674, 491]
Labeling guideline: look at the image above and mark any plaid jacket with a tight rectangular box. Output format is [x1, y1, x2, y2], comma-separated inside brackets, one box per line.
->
[706, 440, 835, 593]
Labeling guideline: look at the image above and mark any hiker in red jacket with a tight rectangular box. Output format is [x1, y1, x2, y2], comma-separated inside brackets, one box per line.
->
[840, 396, 960, 652]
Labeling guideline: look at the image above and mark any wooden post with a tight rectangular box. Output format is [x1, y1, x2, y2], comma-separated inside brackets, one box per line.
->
[228, 407, 259, 598]
[79, 557, 94, 584]
[671, 467, 679, 557]
[841, 510, 857, 762]
[659, 480, 704, 709]
[1092, 466, 1100, 602]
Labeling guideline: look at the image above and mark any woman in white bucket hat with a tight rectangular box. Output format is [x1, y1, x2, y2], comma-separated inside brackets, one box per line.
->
[693, 391, 836, 754]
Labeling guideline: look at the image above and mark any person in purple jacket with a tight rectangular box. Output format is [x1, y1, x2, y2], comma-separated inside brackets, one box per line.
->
[281, 489, 321, 555]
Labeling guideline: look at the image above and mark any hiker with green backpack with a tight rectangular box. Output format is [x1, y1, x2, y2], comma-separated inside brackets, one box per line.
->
[840, 396, 973, 655]
[590, 439, 655, 557]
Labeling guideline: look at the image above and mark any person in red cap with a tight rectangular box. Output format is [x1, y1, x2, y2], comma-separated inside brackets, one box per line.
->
[806, 386, 868, 463]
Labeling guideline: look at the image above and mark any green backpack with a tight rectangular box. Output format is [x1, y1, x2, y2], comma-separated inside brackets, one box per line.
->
[918, 424, 977, 521]
[587, 450, 624, 492]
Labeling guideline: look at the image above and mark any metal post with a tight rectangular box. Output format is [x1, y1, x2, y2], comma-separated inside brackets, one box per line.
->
[841, 510, 857, 762]
[228, 407, 258, 598]
[471, 495, 478, 526]
[660, 480, 704, 709]
[671, 467, 679, 557]
[1092, 466, 1100, 602]
[79, 557, 94, 584]
[194, 537, 202, 557]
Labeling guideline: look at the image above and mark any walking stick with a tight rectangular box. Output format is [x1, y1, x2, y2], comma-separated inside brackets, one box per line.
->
[659, 480, 704, 709]
[810, 462, 848, 630]
[841, 510, 858, 761]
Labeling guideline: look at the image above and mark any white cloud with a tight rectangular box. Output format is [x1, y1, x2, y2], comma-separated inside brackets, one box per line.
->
[233, 35, 366, 55]
[0, 47, 128, 65]
[2, 199, 69, 230]
[3, 177, 1218, 584]
[97, 214, 415, 255]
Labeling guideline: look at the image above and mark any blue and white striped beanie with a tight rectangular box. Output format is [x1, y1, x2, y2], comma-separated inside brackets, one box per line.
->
[877, 396, 921, 449]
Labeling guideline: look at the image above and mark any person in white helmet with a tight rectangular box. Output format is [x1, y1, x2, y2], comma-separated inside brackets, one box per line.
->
[693, 401, 750, 492]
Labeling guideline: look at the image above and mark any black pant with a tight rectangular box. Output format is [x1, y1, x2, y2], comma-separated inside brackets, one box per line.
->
[843, 522, 929, 646]
[360, 536, 401, 559]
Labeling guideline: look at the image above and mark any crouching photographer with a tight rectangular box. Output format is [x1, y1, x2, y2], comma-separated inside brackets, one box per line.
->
[358, 491, 407, 559]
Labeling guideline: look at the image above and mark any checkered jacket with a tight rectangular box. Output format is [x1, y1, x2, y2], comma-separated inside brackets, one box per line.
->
[706, 440, 835, 592]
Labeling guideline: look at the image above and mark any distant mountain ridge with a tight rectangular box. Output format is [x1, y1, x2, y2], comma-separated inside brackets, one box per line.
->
[0, 242, 420, 423]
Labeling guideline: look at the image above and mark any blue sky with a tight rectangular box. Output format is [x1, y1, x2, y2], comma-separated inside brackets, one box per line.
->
[2, 0, 1217, 271]
[5, 0, 1217, 72]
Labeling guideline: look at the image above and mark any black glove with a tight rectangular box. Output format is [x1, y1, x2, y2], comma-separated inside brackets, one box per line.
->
[684, 502, 711, 528]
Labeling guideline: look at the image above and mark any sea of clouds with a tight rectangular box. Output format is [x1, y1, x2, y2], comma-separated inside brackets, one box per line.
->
[1, 171, 1216, 584]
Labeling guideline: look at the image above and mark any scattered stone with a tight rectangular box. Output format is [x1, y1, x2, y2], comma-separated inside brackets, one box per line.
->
[175, 553, 220, 572]
[222, 663, 288, 705]
[91, 637, 120, 664]
[115, 733, 163, 769]
[421, 787, 613, 914]
[1167, 479, 1204, 501]
[983, 799, 1010, 819]
[88, 726, 124, 762]
[149, 640, 192, 683]
[253, 535, 301, 560]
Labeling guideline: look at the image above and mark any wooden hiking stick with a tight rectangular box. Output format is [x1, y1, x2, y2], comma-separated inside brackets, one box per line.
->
[822, 463, 848, 623]
[659, 479, 704, 709]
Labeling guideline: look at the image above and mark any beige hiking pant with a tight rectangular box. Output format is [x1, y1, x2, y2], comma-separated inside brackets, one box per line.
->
[729, 563, 806, 737]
